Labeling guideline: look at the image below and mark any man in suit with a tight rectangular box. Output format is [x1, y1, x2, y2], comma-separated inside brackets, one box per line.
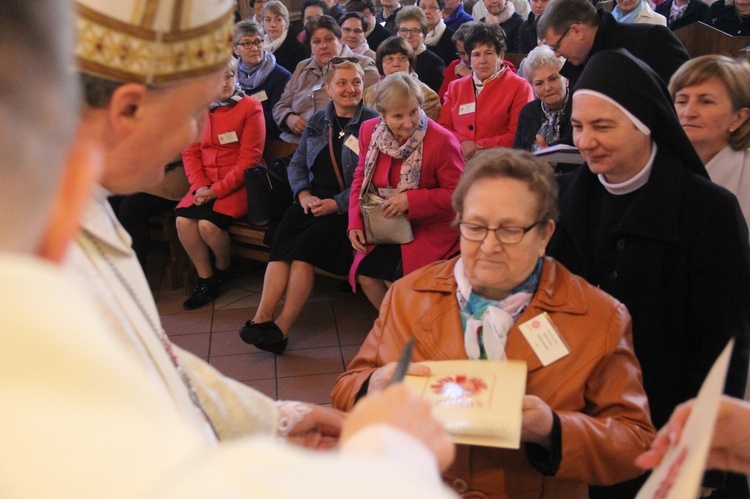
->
[537, 0, 689, 86]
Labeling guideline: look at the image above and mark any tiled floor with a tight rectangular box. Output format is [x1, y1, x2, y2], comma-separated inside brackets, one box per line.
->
[147, 244, 377, 405]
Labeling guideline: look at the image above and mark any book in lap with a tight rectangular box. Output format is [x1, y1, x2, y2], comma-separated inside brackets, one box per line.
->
[404, 360, 527, 449]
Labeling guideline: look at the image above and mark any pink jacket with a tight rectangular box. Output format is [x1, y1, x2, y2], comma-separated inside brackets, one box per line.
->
[438, 70, 533, 149]
[178, 96, 265, 219]
[348, 118, 464, 284]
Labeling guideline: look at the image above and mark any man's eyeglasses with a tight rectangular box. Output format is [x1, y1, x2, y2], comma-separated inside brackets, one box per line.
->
[546, 22, 578, 52]
[236, 39, 263, 49]
[397, 27, 423, 37]
[457, 221, 543, 244]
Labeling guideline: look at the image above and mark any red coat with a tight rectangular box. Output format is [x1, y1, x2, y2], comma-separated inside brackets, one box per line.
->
[438, 69, 533, 149]
[177, 96, 265, 219]
[438, 59, 518, 102]
[348, 118, 464, 282]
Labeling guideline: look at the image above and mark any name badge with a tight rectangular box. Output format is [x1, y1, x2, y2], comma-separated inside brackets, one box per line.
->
[344, 134, 360, 154]
[218, 131, 239, 144]
[250, 90, 268, 102]
[458, 102, 476, 115]
[311, 82, 324, 92]
[518, 312, 570, 366]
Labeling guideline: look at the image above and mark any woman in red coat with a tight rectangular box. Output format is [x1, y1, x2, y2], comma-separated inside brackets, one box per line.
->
[438, 23, 533, 159]
[348, 72, 464, 310]
[176, 58, 265, 310]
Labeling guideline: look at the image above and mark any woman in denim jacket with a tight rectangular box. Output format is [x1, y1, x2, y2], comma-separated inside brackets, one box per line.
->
[240, 59, 377, 355]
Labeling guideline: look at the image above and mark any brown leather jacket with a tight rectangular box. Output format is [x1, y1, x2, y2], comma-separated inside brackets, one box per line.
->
[332, 257, 656, 499]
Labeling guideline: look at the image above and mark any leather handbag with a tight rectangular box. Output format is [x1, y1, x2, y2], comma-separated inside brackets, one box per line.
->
[358, 163, 413, 245]
[244, 156, 293, 226]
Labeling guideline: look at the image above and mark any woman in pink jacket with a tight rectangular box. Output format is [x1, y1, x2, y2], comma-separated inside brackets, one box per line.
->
[176, 58, 265, 310]
[438, 23, 533, 159]
[348, 72, 464, 310]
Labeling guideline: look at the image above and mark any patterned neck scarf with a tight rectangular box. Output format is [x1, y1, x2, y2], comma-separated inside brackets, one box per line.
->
[668, 1, 689, 25]
[472, 63, 506, 97]
[237, 51, 277, 91]
[455, 258, 543, 360]
[533, 86, 569, 152]
[209, 86, 245, 112]
[363, 110, 428, 192]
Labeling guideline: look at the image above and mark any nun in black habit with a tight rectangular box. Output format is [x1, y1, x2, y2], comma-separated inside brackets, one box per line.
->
[546, 49, 750, 499]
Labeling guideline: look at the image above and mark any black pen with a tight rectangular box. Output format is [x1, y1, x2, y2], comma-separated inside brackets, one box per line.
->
[388, 336, 415, 386]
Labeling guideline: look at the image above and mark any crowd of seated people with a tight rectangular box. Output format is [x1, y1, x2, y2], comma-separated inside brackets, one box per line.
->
[114, 4, 750, 497]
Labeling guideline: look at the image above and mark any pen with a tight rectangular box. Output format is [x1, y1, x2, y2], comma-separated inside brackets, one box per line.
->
[387, 336, 415, 386]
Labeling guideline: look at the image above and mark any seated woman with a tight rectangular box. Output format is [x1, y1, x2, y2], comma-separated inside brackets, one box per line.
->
[519, 0, 551, 53]
[418, 0, 458, 67]
[176, 58, 265, 310]
[395, 6, 445, 93]
[261, 1, 307, 74]
[234, 20, 291, 141]
[332, 148, 656, 498]
[348, 72, 464, 310]
[439, 23, 533, 159]
[239, 60, 378, 355]
[670, 55, 750, 232]
[273, 15, 379, 144]
[705, 0, 750, 36]
[363, 36, 441, 120]
[437, 21, 476, 101]
[340, 12, 376, 60]
[513, 45, 576, 174]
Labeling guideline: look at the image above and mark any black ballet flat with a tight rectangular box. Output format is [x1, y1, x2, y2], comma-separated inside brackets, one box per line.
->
[239, 321, 288, 355]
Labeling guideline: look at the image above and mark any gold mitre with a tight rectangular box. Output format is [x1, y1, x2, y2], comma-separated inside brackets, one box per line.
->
[75, 0, 235, 85]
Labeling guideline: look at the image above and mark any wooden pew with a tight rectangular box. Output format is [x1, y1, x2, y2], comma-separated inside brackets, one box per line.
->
[674, 22, 750, 59]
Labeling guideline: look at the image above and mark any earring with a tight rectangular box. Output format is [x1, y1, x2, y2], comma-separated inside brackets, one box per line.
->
[729, 128, 736, 133]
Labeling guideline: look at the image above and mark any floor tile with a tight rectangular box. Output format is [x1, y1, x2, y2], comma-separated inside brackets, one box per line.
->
[154, 291, 198, 315]
[341, 344, 363, 369]
[213, 287, 256, 310]
[331, 298, 378, 323]
[215, 292, 262, 310]
[241, 378, 277, 399]
[293, 301, 335, 325]
[276, 346, 345, 378]
[170, 332, 211, 358]
[161, 310, 213, 336]
[277, 373, 341, 405]
[211, 307, 256, 333]
[209, 352, 276, 381]
[337, 319, 375, 346]
[286, 322, 340, 350]
[210, 329, 262, 357]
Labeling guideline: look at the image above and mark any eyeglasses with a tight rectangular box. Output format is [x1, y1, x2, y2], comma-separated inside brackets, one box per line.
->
[223, 72, 236, 81]
[327, 56, 360, 70]
[546, 22, 577, 52]
[397, 27, 423, 37]
[382, 54, 409, 65]
[457, 221, 542, 244]
[311, 35, 338, 46]
[342, 27, 365, 34]
[236, 39, 263, 49]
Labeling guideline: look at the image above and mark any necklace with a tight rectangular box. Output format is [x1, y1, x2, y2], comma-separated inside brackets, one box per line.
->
[333, 114, 347, 139]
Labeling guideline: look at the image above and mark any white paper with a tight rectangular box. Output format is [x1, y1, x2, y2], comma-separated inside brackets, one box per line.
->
[636, 339, 735, 499]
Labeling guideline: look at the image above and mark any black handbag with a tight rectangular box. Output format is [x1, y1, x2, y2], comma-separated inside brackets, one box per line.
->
[244, 156, 293, 226]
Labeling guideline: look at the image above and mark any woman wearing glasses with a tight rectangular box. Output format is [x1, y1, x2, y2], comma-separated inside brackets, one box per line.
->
[239, 60, 378, 355]
[363, 36, 441, 120]
[333, 148, 655, 498]
[394, 6, 445, 92]
[234, 20, 291, 141]
[348, 72, 464, 310]
[418, 0, 458, 67]
[339, 12, 376, 60]
[439, 23, 533, 159]
[273, 15, 379, 144]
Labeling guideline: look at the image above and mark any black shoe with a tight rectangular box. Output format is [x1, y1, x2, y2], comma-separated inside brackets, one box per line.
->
[183, 277, 215, 310]
[213, 265, 230, 289]
[239, 321, 288, 355]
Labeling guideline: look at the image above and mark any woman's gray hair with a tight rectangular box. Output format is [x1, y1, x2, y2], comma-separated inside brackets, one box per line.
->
[262, 1, 290, 25]
[227, 56, 239, 73]
[522, 45, 565, 83]
[234, 20, 264, 44]
[373, 72, 425, 115]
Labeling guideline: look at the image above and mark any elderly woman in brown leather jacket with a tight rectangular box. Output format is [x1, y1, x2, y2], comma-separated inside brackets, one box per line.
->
[331, 148, 656, 499]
